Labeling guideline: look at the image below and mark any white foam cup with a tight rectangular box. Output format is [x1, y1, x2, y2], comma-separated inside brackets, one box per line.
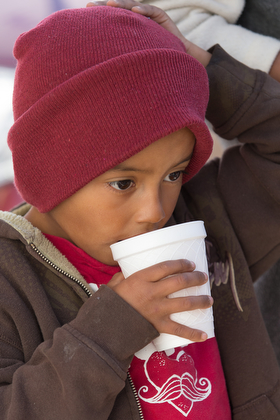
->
[110, 221, 214, 355]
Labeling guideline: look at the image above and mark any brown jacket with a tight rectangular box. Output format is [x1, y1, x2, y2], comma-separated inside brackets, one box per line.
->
[0, 46, 280, 419]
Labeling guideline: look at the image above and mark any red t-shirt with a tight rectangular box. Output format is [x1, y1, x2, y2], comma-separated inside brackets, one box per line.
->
[44, 234, 231, 419]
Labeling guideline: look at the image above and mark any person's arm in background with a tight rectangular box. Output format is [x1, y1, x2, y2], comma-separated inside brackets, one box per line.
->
[140, 0, 280, 82]
[89, 0, 212, 67]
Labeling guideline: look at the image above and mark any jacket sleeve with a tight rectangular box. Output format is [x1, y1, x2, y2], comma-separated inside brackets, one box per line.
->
[0, 274, 158, 420]
[205, 44, 280, 279]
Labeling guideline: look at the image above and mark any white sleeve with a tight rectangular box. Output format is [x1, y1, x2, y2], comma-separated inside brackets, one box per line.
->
[141, 0, 280, 73]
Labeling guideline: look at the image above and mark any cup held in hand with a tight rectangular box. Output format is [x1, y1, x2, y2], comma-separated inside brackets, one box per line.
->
[110, 221, 214, 357]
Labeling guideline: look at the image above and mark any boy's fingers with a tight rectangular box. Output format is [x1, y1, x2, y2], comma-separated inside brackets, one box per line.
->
[87, 1, 170, 27]
[86, 1, 107, 5]
[105, 0, 148, 11]
[165, 295, 213, 315]
[86, 0, 187, 47]
[107, 1, 167, 19]
[109, 0, 176, 33]
[86, 0, 138, 7]
[161, 270, 207, 295]
[164, 320, 208, 343]
[108, 260, 197, 300]
[134, 259, 196, 283]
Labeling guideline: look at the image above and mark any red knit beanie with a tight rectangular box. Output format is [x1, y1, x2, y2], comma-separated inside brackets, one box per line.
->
[8, 6, 212, 212]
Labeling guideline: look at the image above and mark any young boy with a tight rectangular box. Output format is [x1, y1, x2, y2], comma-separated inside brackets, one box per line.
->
[0, 1, 279, 419]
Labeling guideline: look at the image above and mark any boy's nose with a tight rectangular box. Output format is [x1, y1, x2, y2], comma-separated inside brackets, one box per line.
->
[136, 192, 165, 225]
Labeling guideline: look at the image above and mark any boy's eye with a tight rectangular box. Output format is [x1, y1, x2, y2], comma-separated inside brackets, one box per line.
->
[164, 171, 182, 182]
[109, 180, 134, 190]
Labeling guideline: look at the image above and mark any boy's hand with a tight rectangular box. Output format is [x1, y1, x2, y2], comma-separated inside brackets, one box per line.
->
[87, 0, 187, 45]
[108, 259, 213, 343]
[86, 0, 211, 67]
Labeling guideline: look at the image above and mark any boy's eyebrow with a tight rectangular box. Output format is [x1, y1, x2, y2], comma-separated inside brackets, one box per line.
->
[111, 152, 194, 173]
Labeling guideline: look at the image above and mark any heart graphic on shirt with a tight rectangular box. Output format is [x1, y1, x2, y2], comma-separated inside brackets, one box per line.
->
[138, 350, 211, 417]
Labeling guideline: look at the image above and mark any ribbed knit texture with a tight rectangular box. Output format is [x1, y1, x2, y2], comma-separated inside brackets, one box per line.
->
[8, 7, 212, 212]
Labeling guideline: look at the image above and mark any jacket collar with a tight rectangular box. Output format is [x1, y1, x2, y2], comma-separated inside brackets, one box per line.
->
[0, 206, 87, 287]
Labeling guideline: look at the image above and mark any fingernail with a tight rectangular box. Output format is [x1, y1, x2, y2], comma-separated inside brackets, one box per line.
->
[204, 272, 208, 281]
[201, 332, 208, 341]
[90, 1, 107, 4]
[190, 261, 196, 269]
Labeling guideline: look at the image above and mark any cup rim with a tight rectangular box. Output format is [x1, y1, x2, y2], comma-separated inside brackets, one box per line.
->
[110, 220, 206, 261]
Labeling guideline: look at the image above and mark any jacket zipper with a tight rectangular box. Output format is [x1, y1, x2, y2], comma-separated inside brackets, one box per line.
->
[31, 242, 144, 419]
[127, 371, 144, 420]
[30, 242, 92, 297]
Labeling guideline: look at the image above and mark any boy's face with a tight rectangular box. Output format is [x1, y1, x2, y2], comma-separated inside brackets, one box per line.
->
[45, 127, 195, 265]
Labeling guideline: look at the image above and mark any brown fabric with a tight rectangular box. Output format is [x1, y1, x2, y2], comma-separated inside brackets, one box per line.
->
[0, 45, 279, 419]
[0, 228, 158, 419]
[184, 45, 280, 418]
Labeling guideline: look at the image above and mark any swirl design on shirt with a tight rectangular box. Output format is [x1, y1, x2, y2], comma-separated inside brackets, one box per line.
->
[138, 350, 211, 417]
